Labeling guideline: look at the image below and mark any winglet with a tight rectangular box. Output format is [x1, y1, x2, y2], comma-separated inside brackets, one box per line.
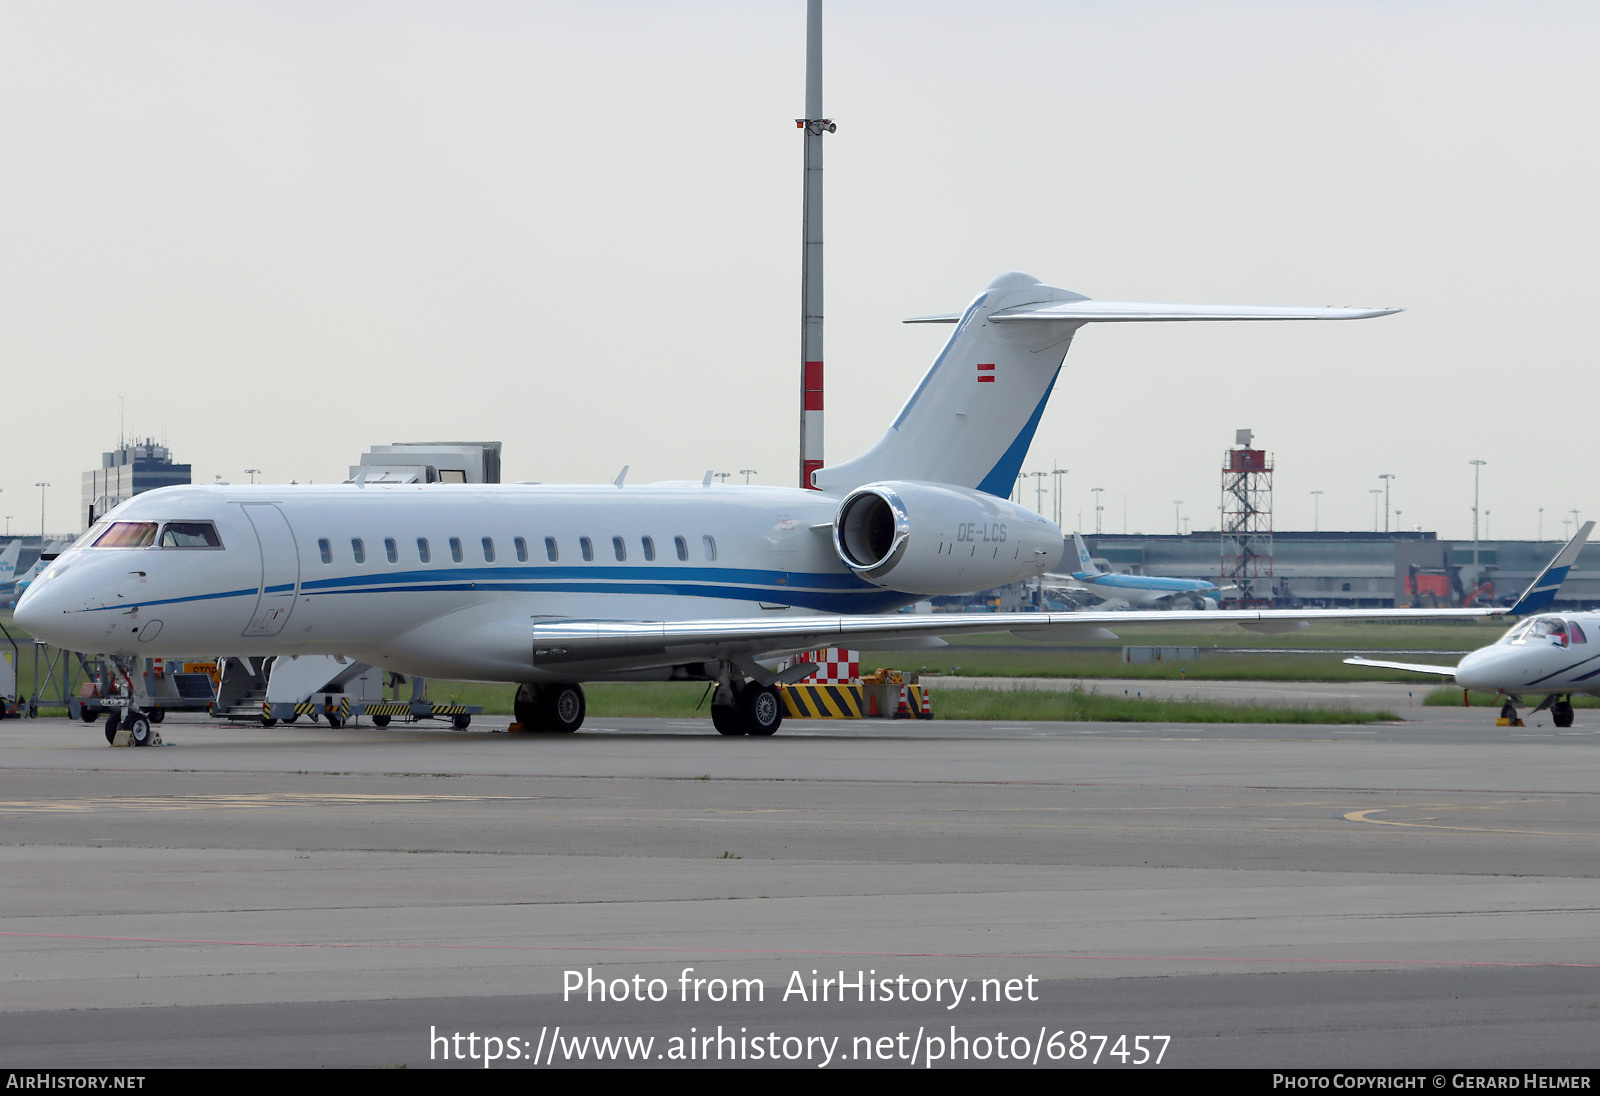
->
[1507, 521, 1594, 616]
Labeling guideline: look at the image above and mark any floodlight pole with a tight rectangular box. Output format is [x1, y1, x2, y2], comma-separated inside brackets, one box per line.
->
[1470, 459, 1486, 586]
[797, 0, 833, 490]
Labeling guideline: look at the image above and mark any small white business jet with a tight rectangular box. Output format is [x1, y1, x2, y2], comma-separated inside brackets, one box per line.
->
[1347, 522, 1596, 726]
[17, 271, 1495, 741]
[1057, 532, 1226, 609]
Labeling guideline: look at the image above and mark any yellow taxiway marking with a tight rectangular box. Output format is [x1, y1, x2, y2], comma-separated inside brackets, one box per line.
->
[1344, 806, 1598, 837]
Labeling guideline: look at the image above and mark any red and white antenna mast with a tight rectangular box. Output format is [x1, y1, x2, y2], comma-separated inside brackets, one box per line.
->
[797, 0, 834, 489]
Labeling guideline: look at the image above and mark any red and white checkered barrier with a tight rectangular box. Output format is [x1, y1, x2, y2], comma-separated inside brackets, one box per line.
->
[784, 648, 860, 684]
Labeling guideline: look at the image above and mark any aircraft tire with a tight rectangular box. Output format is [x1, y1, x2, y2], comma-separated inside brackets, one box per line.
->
[128, 716, 153, 747]
[1553, 699, 1575, 728]
[103, 711, 120, 745]
[1500, 699, 1517, 722]
[514, 683, 540, 729]
[741, 684, 783, 737]
[710, 704, 745, 736]
[541, 684, 585, 733]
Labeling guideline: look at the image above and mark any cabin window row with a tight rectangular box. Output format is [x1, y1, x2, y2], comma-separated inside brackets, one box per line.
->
[315, 534, 718, 566]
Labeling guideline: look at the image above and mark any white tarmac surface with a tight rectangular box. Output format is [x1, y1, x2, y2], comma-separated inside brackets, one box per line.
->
[1, 693, 1597, 1070]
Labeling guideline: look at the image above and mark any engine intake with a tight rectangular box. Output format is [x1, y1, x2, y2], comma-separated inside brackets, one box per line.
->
[833, 481, 1063, 596]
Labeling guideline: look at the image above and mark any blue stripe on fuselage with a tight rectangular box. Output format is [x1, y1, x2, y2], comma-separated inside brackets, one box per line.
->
[75, 568, 915, 616]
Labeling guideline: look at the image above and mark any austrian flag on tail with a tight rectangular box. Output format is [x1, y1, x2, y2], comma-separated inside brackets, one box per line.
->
[977, 363, 995, 382]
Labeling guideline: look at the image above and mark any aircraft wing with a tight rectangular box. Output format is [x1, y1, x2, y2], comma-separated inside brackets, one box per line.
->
[1343, 656, 1459, 678]
[529, 606, 1499, 674]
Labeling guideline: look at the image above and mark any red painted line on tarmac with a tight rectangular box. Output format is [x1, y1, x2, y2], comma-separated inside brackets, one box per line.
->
[2, 932, 1596, 968]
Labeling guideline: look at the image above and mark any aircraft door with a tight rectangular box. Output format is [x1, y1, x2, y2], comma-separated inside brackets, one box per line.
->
[241, 504, 300, 636]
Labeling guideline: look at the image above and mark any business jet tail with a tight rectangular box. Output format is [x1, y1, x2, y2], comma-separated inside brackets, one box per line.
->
[1506, 521, 1594, 616]
[811, 271, 1398, 497]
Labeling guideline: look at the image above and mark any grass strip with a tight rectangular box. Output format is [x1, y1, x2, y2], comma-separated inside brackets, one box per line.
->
[427, 680, 1394, 724]
[931, 685, 1397, 723]
[1422, 686, 1600, 708]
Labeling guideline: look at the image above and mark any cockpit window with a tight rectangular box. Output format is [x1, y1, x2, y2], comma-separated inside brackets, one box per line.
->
[1511, 617, 1570, 646]
[92, 522, 158, 548]
[159, 521, 222, 548]
[1568, 621, 1587, 645]
[74, 521, 111, 550]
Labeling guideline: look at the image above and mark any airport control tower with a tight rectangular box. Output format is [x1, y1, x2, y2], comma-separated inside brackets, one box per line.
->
[1220, 429, 1274, 607]
[81, 438, 191, 530]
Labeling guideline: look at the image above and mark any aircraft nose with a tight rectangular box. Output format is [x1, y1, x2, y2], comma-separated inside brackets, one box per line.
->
[1456, 648, 1507, 692]
[13, 567, 89, 650]
[13, 588, 47, 638]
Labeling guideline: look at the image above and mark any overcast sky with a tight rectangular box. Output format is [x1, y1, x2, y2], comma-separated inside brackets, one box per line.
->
[2, 1, 1594, 541]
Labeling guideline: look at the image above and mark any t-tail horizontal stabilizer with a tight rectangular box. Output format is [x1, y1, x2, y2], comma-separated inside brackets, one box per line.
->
[1507, 521, 1594, 616]
[816, 271, 1400, 498]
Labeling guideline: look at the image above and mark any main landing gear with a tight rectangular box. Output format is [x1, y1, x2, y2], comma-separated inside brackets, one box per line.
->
[710, 680, 783, 737]
[1517, 694, 1577, 728]
[514, 682, 586, 733]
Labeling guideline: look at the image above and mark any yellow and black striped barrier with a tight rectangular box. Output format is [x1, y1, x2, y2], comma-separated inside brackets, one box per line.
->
[779, 683, 864, 719]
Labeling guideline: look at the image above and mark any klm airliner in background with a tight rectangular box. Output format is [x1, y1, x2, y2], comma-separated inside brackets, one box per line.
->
[1062, 533, 1227, 609]
[0, 541, 18, 600]
[18, 271, 1499, 742]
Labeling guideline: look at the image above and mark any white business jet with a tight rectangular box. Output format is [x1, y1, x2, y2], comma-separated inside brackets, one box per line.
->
[17, 271, 1496, 743]
[1346, 522, 1595, 726]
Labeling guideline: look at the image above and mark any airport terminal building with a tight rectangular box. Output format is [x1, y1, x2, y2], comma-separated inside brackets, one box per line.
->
[80, 439, 191, 530]
[1081, 531, 1600, 609]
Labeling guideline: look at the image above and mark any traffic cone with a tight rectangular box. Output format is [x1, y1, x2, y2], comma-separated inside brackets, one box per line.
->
[893, 686, 912, 719]
[918, 687, 933, 720]
[868, 693, 880, 717]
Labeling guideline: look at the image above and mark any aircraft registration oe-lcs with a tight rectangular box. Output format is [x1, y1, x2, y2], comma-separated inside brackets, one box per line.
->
[1346, 521, 1596, 727]
[1057, 532, 1227, 609]
[16, 271, 1503, 743]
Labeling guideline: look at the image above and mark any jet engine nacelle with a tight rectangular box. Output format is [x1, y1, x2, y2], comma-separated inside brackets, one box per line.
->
[833, 481, 1064, 596]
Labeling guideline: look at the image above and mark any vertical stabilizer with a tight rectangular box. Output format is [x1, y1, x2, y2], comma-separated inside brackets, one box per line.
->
[813, 272, 1083, 495]
[1508, 521, 1594, 615]
[812, 273, 1398, 496]
[1072, 533, 1099, 575]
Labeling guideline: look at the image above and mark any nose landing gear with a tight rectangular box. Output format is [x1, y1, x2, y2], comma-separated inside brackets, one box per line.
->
[99, 656, 162, 747]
